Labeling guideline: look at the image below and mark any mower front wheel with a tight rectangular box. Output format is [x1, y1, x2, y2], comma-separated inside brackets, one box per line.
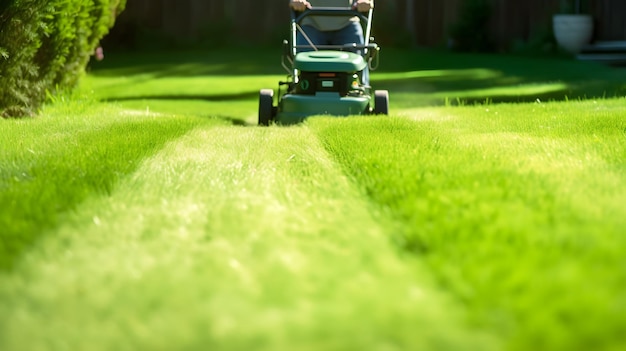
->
[373, 90, 389, 115]
[258, 89, 275, 126]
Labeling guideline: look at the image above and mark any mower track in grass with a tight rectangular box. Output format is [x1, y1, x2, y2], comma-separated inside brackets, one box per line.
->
[0, 123, 497, 351]
[0, 106, 215, 270]
[308, 102, 626, 351]
[5, 48, 626, 350]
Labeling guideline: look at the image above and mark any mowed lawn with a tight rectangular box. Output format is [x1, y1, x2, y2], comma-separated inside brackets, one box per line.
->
[1, 48, 626, 351]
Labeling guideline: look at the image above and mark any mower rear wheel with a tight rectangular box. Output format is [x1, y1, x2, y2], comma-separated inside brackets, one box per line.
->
[373, 90, 389, 115]
[258, 89, 275, 126]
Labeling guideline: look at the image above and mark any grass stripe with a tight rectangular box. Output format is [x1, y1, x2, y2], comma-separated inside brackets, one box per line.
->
[0, 105, 219, 270]
[4, 48, 626, 350]
[0, 125, 497, 351]
[309, 100, 626, 351]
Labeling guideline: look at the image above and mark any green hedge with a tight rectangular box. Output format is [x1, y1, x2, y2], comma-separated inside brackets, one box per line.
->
[0, 0, 126, 117]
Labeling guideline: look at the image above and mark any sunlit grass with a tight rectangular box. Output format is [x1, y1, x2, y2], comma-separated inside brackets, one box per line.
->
[375, 49, 626, 107]
[82, 48, 626, 117]
[83, 75, 282, 101]
[0, 100, 222, 270]
[112, 99, 259, 124]
[308, 98, 626, 351]
[376, 68, 502, 81]
[2, 48, 626, 350]
[0, 123, 497, 351]
[444, 82, 569, 100]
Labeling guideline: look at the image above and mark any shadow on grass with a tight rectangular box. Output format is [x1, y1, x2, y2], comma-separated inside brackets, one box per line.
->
[375, 74, 625, 105]
[106, 95, 254, 127]
[90, 48, 626, 108]
[372, 50, 626, 105]
[89, 48, 286, 77]
[102, 92, 259, 103]
[219, 115, 251, 126]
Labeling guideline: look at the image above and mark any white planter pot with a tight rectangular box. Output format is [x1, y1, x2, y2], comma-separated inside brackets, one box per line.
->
[553, 14, 594, 54]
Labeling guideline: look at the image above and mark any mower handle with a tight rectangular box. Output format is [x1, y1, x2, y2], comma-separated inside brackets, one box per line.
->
[292, 7, 370, 24]
[287, 6, 376, 68]
[293, 43, 378, 51]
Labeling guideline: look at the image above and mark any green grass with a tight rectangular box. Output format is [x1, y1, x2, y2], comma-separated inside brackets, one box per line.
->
[0, 96, 224, 269]
[308, 100, 626, 351]
[376, 49, 626, 107]
[0, 122, 496, 351]
[81, 48, 626, 117]
[1, 48, 626, 351]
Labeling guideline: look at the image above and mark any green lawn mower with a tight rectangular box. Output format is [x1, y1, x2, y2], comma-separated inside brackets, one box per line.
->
[258, 7, 389, 126]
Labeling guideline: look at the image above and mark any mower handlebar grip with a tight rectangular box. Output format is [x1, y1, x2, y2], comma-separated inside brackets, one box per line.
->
[292, 7, 369, 24]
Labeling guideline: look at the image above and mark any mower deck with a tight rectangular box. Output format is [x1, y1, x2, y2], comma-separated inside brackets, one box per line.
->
[276, 92, 371, 124]
[258, 7, 388, 126]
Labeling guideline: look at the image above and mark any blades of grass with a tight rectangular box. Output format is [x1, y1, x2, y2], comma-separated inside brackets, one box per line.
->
[309, 101, 626, 351]
[0, 105, 219, 270]
[0, 125, 498, 351]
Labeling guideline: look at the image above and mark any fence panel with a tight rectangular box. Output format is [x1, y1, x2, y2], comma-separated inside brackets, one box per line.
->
[110, 0, 624, 49]
[594, 0, 626, 41]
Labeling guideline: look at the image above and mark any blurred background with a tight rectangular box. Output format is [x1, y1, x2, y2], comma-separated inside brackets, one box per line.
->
[103, 0, 626, 53]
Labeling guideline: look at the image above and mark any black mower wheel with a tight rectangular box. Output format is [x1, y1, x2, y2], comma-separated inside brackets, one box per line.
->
[373, 90, 389, 115]
[258, 89, 274, 126]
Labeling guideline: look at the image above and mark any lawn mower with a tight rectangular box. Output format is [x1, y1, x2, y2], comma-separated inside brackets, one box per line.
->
[258, 7, 389, 125]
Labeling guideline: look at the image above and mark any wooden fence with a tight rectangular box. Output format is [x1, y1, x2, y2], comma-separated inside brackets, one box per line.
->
[592, 0, 626, 40]
[108, 0, 625, 49]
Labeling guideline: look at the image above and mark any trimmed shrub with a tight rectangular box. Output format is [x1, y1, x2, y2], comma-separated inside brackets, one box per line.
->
[0, 0, 126, 117]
